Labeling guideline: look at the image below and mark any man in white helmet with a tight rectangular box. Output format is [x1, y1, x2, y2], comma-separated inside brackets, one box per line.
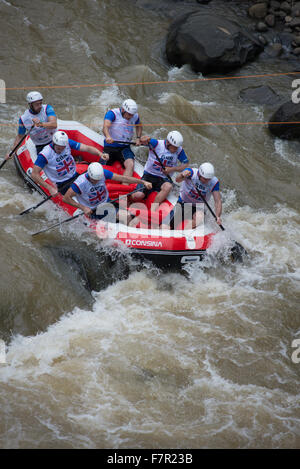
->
[5, 91, 57, 161]
[102, 98, 142, 178]
[130, 131, 189, 206]
[63, 162, 152, 222]
[163, 162, 222, 230]
[31, 131, 107, 197]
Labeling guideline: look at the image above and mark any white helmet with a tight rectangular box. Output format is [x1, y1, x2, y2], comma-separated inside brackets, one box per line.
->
[122, 99, 138, 115]
[88, 162, 104, 181]
[199, 162, 215, 179]
[52, 131, 69, 147]
[167, 130, 183, 147]
[26, 91, 43, 103]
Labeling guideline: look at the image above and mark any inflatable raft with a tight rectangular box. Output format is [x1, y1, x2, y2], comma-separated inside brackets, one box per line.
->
[14, 119, 221, 268]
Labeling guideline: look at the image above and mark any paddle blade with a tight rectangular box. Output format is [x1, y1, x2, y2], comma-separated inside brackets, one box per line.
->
[230, 242, 248, 263]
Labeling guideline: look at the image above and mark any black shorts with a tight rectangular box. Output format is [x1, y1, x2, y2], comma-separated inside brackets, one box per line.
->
[104, 146, 135, 166]
[165, 201, 203, 230]
[56, 172, 79, 195]
[136, 172, 170, 197]
[36, 142, 52, 154]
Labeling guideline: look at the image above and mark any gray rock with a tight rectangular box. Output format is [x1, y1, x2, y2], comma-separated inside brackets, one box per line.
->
[256, 21, 268, 32]
[281, 2, 292, 14]
[240, 85, 283, 106]
[166, 12, 263, 75]
[248, 3, 268, 19]
[293, 47, 300, 55]
[269, 101, 300, 139]
[290, 18, 300, 27]
[270, 0, 281, 8]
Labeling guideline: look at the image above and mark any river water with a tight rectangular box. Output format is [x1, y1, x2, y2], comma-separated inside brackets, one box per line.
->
[0, 0, 299, 449]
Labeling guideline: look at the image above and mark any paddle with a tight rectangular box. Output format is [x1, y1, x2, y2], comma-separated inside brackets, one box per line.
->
[19, 179, 73, 216]
[190, 180, 247, 261]
[0, 125, 34, 170]
[31, 187, 142, 237]
[148, 143, 174, 185]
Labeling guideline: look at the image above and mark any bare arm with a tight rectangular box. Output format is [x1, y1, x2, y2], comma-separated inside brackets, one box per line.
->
[164, 162, 189, 175]
[31, 165, 58, 196]
[5, 133, 24, 160]
[112, 173, 152, 189]
[33, 115, 57, 129]
[63, 187, 92, 215]
[176, 168, 193, 183]
[103, 119, 113, 143]
[80, 143, 109, 161]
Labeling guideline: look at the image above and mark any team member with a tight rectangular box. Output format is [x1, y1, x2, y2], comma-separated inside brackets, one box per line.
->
[130, 131, 189, 206]
[5, 91, 57, 160]
[63, 162, 152, 222]
[163, 162, 222, 230]
[102, 99, 142, 178]
[31, 131, 107, 197]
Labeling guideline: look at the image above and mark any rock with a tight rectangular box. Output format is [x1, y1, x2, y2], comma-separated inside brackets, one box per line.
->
[269, 101, 300, 139]
[196, 0, 212, 3]
[268, 43, 283, 56]
[240, 85, 283, 106]
[281, 2, 292, 14]
[258, 34, 268, 45]
[293, 47, 300, 55]
[270, 0, 281, 8]
[292, 2, 300, 15]
[256, 21, 268, 32]
[292, 35, 300, 45]
[265, 14, 276, 27]
[275, 11, 287, 19]
[285, 16, 293, 24]
[166, 12, 263, 75]
[290, 18, 300, 28]
[248, 3, 268, 19]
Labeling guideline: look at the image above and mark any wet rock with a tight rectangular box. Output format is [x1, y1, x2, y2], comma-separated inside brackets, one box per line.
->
[281, 2, 292, 14]
[166, 12, 263, 75]
[258, 34, 268, 45]
[269, 101, 300, 139]
[292, 46, 300, 54]
[292, 2, 300, 15]
[240, 85, 283, 106]
[290, 17, 300, 28]
[266, 42, 283, 56]
[270, 0, 281, 8]
[256, 21, 268, 32]
[248, 3, 268, 19]
[292, 35, 300, 45]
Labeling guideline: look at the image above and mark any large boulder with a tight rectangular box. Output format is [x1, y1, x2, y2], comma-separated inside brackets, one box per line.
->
[166, 12, 263, 75]
[269, 101, 300, 139]
[240, 85, 283, 106]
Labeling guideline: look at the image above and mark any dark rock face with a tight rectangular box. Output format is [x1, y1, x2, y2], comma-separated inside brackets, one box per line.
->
[166, 12, 263, 75]
[269, 101, 300, 139]
[240, 85, 283, 106]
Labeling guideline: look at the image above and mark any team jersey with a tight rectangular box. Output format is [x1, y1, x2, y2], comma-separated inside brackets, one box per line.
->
[71, 170, 113, 208]
[35, 139, 80, 183]
[179, 168, 220, 204]
[144, 139, 188, 178]
[104, 107, 140, 148]
[18, 104, 57, 145]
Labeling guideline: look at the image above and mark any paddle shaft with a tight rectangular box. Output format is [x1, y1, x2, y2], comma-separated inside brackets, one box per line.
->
[190, 180, 224, 231]
[32, 187, 142, 237]
[148, 143, 174, 185]
[0, 125, 34, 170]
[19, 178, 74, 216]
